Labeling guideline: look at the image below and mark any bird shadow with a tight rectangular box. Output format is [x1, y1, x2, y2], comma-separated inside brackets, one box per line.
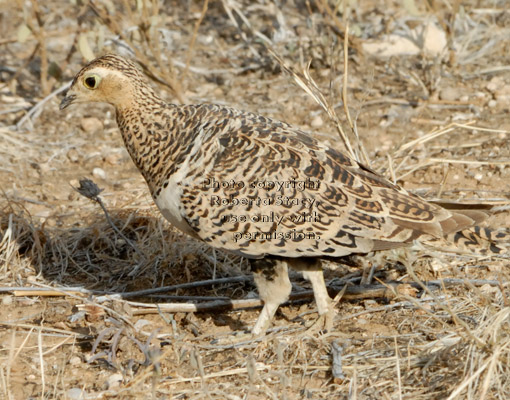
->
[0, 199, 250, 305]
[1, 196, 408, 340]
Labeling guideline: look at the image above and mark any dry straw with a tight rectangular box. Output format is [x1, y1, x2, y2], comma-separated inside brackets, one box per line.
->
[2, 0, 510, 398]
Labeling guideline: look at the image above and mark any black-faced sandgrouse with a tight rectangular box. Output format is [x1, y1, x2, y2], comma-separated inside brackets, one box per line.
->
[60, 54, 505, 335]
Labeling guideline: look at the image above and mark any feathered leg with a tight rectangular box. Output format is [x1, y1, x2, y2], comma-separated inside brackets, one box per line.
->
[250, 257, 292, 335]
[289, 258, 335, 331]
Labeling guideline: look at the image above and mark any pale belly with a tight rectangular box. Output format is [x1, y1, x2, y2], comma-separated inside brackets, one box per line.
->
[153, 183, 197, 237]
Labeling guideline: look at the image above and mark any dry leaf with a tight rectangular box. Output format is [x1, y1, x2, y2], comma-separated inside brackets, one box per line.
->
[78, 33, 95, 61]
[17, 24, 31, 43]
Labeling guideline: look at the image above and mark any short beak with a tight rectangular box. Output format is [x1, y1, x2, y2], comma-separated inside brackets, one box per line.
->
[59, 93, 76, 110]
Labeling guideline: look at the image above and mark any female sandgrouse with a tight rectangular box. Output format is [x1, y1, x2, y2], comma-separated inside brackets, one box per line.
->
[60, 54, 490, 335]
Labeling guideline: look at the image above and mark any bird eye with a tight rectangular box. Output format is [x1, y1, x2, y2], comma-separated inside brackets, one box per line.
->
[84, 75, 100, 89]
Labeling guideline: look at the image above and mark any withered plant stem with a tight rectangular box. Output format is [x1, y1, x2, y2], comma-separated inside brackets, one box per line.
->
[74, 178, 144, 259]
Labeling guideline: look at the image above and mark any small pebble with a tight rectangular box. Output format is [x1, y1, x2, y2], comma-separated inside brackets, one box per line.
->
[45, 219, 56, 227]
[199, 34, 214, 45]
[92, 167, 106, 180]
[311, 115, 324, 128]
[80, 117, 103, 134]
[104, 153, 121, 165]
[66, 388, 85, 400]
[486, 77, 504, 93]
[39, 163, 51, 173]
[488, 99, 497, 108]
[67, 148, 80, 163]
[107, 373, 124, 389]
[439, 87, 462, 102]
[422, 21, 447, 56]
[134, 319, 151, 331]
[430, 259, 445, 272]
[474, 173, 483, 181]
[69, 356, 81, 366]
[494, 85, 510, 104]
[2, 295, 13, 305]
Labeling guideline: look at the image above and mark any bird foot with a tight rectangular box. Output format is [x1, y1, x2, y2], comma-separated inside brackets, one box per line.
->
[302, 308, 336, 335]
[209, 330, 263, 348]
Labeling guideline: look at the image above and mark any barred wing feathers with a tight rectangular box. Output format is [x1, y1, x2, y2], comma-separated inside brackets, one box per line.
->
[176, 106, 484, 258]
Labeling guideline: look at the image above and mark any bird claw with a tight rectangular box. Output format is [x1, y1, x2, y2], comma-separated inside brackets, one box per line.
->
[303, 308, 336, 335]
[210, 330, 263, 347]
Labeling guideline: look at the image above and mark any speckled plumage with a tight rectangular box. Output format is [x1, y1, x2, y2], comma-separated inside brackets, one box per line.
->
[61, 54, 505, 334]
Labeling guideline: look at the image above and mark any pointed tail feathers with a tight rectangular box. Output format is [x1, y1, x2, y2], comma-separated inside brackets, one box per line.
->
[451, 226, 510, 255]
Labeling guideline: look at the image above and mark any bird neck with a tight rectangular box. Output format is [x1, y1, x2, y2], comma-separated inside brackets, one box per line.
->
[115, 98, 175, 196]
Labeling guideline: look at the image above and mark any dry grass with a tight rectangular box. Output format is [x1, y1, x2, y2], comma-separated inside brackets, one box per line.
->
[2, 0, 510, 398]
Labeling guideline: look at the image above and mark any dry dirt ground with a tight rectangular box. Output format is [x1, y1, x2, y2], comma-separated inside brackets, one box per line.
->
[2, 1, 510, 399]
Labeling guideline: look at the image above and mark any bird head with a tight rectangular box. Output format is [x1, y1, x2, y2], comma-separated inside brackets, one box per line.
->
[60, 54, 146, 111]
